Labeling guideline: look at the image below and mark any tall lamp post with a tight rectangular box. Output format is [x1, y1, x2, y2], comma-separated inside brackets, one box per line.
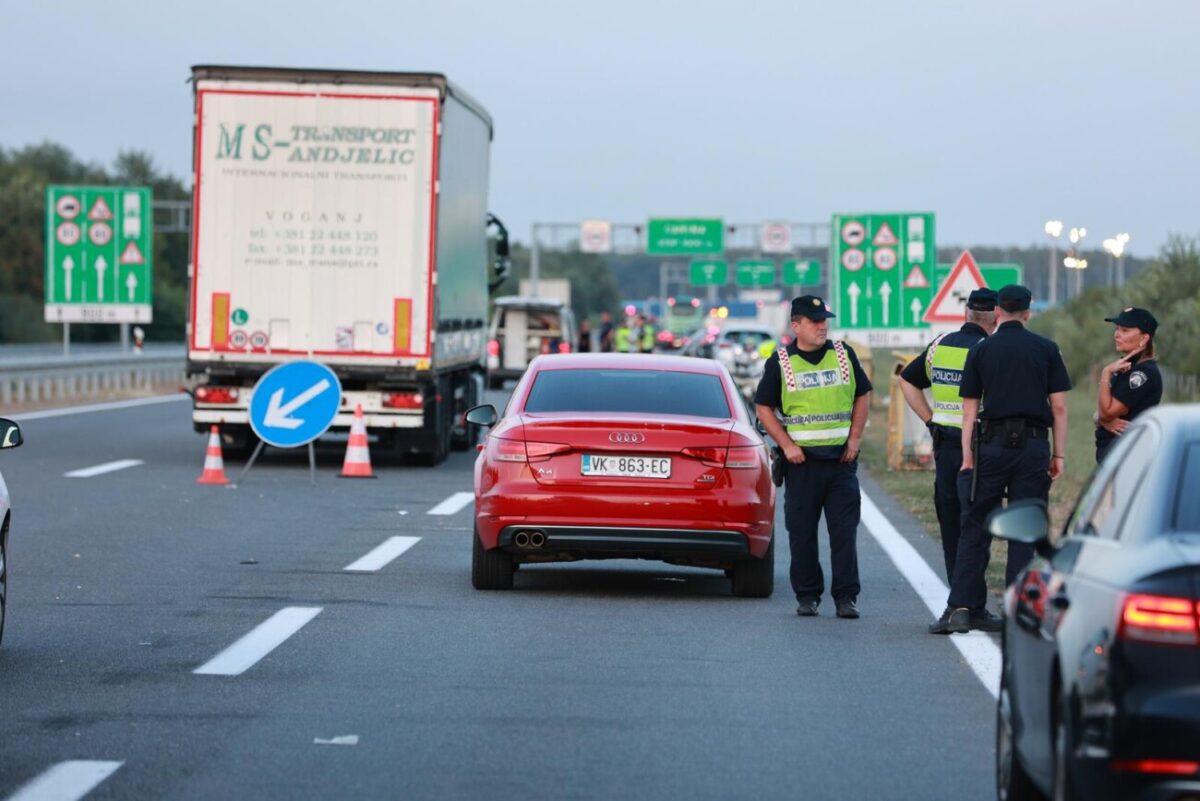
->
[1044, 219, 1063, 306]
[1067, 226, 1088, 298]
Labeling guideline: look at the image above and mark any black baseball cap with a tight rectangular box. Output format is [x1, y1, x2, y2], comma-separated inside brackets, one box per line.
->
[791, 295, 836, 320]
[997, 284, 1032, 312]
[966, 288, 998, 311]
[1105, 306, 1158, 335]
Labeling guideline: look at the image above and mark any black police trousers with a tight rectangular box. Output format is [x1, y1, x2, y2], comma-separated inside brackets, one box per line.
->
[948, 437, 1050, 612]
[932, 436, 964, 583]
[784, 458, 861, 602]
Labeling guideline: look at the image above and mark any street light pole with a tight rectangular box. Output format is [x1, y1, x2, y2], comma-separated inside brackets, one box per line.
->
[1044, 220, 1063, 306]
[530, 222, 540, 296]
[1068, 226, 1087, 298]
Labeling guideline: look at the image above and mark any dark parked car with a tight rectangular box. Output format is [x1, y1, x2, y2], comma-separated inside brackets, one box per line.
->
[0, 418, 24, 647]
[990, 405, 1200, 801]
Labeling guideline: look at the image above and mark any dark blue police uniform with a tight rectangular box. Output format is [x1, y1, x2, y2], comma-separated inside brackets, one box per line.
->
[1096, 307, 1163, 463]
[755, 299, 872, 612]
[932, 285, 1071, 634]
[899, 288, 996, 583]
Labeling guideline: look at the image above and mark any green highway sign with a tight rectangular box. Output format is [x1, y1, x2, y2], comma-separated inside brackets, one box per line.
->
[689, 259, 728, 286]
[45, 185, 153, 323]
[735, 259, 775, 287]
[830, 212, 935, 332]
[933, 263, 1023, 292]
[782, 259, 820, 286]
[647, 218, 724, 255]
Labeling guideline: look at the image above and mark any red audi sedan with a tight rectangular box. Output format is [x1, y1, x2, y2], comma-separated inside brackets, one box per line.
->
[466, 353, 776, 596]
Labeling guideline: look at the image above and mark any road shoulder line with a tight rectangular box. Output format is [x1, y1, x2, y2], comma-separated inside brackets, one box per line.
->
[6, 760, 123, 801]
[10, 394, 188, 422]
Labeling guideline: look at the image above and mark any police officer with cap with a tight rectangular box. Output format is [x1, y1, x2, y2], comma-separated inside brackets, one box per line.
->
[898, 288, 998, 584]
[755, 295, 873, 619]
[1096, 307, 1162, 463]
[930, 284, 1071, 635]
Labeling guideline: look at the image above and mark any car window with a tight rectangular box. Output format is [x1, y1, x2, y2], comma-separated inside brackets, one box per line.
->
[1066, 429, 1141, 538]
[1085, 426, 1158, 541]
[1175, 442, 1200, 531]
[524, 369, 732, 418]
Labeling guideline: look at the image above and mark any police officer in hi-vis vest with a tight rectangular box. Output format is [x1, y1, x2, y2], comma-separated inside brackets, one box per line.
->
[897, 288, 998, 584]
[755, 296, 873, 619]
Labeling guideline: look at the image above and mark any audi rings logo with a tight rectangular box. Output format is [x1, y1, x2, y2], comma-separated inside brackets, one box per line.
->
[608, 432, 645, 444]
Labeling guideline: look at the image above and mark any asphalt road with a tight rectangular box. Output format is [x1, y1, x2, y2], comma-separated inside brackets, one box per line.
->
[0, 391, 997, 800]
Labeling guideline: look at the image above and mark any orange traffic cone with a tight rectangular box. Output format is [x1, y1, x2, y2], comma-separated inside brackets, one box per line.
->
[197, 425, 230, 485]
[340, 404, 375, 478]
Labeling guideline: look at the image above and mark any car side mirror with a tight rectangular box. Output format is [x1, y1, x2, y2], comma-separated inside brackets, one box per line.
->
[755, 417, 767, 435]
[986, 499, 1053, 558]
[465, 404, 498, 427]
[0, 419, 23, 449]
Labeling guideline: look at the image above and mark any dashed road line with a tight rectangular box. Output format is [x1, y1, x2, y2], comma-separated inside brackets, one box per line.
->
[64, 459, 144, 478]
[10, 394, 188, 422]
[428, 491, 473, 516]
[6, 760, 123, 801]
[859, 490, 1002, 699]
[194, 607, 323, 676]
[344, 536, 421, 572]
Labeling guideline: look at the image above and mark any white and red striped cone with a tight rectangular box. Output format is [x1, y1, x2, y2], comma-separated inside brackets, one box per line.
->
[340, 404, 375, 478]
[197, 425, 230, 485]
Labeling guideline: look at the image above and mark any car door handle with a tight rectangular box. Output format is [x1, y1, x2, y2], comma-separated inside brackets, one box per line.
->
[1050, 594, 1070, 611]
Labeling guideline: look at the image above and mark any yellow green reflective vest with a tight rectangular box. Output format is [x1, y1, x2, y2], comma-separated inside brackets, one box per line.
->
[925, 334, 970, 429]
[615, 326, 632, 352]
[641, 325, 655, 351]
[778, 342, 856, 446]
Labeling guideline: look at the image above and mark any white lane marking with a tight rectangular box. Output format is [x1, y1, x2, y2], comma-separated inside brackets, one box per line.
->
[344, 536, 421, 572]
[64, 459, 144, 478]
[860, 491, 1002, 699]
[427, 491, 473, 516]
[194, 607, 322, 676]
[10, 393, 188, 422]
[6, 760, 123, 801]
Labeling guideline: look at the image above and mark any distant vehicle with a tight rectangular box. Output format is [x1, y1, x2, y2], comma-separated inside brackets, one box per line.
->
[185, 65, 510, 464]
[680, 324, 777, 376]
[989, 405, 1200, 801]
[0, 418, 24, 647]
[657, 296, 705, 351]
[466, 353, 775, 596]
[486, 297, 577, 389]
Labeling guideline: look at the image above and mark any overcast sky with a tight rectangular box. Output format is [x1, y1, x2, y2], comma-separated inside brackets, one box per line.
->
[3, 0, 1197, 255]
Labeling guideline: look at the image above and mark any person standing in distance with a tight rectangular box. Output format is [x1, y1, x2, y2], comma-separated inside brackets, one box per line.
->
[898, 288, 998, 584]
[598, 311, 615, 353]
[1095, 307, 1162, 463]
[755, 295, 873, 619]
[930, 285, 1071, 635]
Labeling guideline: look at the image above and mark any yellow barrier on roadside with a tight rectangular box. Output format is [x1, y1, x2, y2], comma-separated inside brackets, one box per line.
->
[887, 351, 934, 471]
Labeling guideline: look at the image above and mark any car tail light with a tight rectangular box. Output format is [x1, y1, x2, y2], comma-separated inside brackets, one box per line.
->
[487, 339, 500, 357]
[725, 446, 761, 469]
[557, 342, 571, 354]
[195, 386, 239, 404]
[382, 392, 423, 410]
[489, 437, 569, 463]
[1112, 759, 1200, 775]
[1119, 593, 1200, 645]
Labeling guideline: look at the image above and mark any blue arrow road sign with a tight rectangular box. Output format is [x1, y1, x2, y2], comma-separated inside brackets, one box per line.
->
[249, 361, 343, 448]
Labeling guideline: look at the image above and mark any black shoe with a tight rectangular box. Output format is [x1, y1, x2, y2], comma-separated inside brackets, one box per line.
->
[969, 608, 1004, 633]
[835, 598, 860, 619]
[796, 598, 820, 616]
[929, 606, 970, 635]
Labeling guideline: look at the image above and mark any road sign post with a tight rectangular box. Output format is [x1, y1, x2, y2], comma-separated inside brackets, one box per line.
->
[45, 186, 153, 325]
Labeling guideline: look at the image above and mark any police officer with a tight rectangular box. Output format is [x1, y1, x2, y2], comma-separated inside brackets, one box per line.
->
[930, 285, 1071, 635]
[898, 288, 998, 584]
[614, 319, 633, 353]
[1096, 307, 1162, 463]
[755, 295, 873, 619]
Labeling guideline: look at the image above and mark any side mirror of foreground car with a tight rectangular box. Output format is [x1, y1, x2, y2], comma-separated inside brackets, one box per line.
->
[986, 499, 1053, 558]
[0, 419, 22, 449]
[465, 404, 498, 427]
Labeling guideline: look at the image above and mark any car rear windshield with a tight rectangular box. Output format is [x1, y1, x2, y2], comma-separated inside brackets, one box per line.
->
[524, 369, 732, 418]
[1176, 442, 1200, 530]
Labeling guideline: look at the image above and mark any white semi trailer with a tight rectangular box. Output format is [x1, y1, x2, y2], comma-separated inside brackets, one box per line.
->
[185, 65, 509, 463]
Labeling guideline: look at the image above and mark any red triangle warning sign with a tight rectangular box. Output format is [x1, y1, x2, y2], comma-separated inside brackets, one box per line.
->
[119, 240, 145, 265]
[88, 196, 114, 221]
[924, 251, 987, 323]
[872, 222, 898, 247]
[903, 265, 929, 288]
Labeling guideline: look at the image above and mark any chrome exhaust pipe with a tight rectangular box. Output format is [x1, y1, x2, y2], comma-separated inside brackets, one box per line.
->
[513, 531, 530, 548]
[529, 531, 546, 548]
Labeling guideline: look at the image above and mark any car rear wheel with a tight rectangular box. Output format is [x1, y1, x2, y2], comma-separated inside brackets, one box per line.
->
[997, 676, 1045, 801]
[731, 534, 774, 598]
[472, 524, 514, 590]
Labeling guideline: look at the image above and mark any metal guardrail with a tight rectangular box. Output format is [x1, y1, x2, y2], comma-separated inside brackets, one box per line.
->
[0, 354, 186, 406]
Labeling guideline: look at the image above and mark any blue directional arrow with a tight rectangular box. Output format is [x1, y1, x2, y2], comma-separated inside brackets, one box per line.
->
[249, 361, 343, 448]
